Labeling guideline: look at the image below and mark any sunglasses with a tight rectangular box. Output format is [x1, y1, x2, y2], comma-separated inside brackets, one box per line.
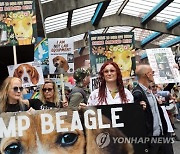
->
[103, 69, 116, 74]
[12, 86, 23, 92]
[42, 88, 53, 92]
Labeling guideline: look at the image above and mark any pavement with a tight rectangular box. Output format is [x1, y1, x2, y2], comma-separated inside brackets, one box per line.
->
[173, 119, 180, 154]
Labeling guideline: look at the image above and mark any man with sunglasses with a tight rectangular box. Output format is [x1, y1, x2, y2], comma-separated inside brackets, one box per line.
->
[0, 77, 29, 113]
[132, 64, 174, 154]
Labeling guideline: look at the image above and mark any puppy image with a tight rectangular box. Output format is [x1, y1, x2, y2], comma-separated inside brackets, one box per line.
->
[53, 56, 69, 74]
[0, 108, 134, 154]
[13, 64, 39, 85]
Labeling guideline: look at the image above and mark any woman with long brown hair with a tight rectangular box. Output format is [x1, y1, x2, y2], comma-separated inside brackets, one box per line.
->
[88, 61, 133, 106]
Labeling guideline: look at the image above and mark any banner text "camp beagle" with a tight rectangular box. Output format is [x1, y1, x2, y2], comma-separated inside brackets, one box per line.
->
[0, 108, 124, 138]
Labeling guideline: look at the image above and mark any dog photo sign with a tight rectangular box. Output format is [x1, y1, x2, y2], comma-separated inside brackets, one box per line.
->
[7, 61, 44, 87]
[48, 38, 74, 75]
[0, 104, 147, 154]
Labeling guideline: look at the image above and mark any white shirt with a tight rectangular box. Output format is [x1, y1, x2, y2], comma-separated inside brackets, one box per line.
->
[87, 87, 134, 106]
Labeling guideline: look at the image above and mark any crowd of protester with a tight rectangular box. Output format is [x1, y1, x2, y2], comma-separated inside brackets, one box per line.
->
[0, 61, 180, 154]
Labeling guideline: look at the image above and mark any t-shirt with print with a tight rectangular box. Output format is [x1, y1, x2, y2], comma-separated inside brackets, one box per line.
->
[29, 99, 58, 110]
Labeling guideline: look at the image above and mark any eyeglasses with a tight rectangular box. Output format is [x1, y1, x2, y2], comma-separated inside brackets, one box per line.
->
[103, 69, 116, 74]
[42, 88, 53, 92]
[12, 86, 23, 92]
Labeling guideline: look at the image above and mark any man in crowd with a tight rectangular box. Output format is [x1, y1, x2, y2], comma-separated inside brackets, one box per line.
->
[133, 64, 173, 154]
[68, 68, 90, 108]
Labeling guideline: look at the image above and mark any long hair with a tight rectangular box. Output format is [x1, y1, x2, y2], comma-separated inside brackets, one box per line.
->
[39, 79, 60, 107]
[0, 77, 24, 113]
[98, 61, 127, 105]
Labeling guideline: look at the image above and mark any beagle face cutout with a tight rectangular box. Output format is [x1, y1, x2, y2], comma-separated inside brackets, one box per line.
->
[13, 64, 39, 85]
[0, 108, 134, 154]
[53, 56, 69, 74]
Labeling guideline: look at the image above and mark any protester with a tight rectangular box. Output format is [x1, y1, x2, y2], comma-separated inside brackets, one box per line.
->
[172, 86, 180, 121]
[132, 64, 173, 154]
[22, 78, 67, 110]
[88, 61, 133, 106]
[0, 77, 29, 113]
[68, 68, 91, 108]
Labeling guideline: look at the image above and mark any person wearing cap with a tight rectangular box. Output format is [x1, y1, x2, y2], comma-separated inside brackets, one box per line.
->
[68, 68, 90, 108]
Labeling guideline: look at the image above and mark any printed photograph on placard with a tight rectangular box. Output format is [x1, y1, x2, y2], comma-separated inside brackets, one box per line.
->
[155, 53, 173, 79]
[7, 61, 44, 87]
[48, 38, 74, 75]
[146, 48, 180, 84]
[0, 0, 37, 46]
[89, 32, 135, 78]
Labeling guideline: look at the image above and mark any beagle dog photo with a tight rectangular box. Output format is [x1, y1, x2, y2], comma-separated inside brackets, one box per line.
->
[0, 108, 134, 154]
[53, 56, 69, 74]
[0, 112, 37, 154]
[13, 64, 39, 85]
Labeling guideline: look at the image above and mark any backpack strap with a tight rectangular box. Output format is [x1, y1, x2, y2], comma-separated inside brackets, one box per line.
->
[69, 87, 87, 103]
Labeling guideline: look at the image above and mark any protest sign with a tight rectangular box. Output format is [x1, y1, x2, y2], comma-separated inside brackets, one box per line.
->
[89, 32, 135, 78]
[0, 104, 148, 154]
[0, 0, 37, 46]
[8, 61, 44, 87]
[48, 38, 74, 75]
[90, 76, 100, 92]
[146, 48, 180, 84]
[34, 37, 49, 75]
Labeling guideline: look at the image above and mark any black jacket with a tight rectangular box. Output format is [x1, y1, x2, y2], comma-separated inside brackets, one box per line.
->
[132, 84, 168, 136]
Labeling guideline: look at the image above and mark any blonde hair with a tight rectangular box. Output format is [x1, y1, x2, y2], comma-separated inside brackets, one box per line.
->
[0, 77, 24, 113]
[39, 79, 60, 107]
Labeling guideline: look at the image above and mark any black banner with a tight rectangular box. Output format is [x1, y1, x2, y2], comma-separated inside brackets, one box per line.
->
[0, 104, 148, 154]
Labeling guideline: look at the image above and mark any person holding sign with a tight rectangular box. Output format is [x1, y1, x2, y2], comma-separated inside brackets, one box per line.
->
[22, 79, 67, 110]
[88, 61, 133, 106]
[0, 77, 29, 113]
